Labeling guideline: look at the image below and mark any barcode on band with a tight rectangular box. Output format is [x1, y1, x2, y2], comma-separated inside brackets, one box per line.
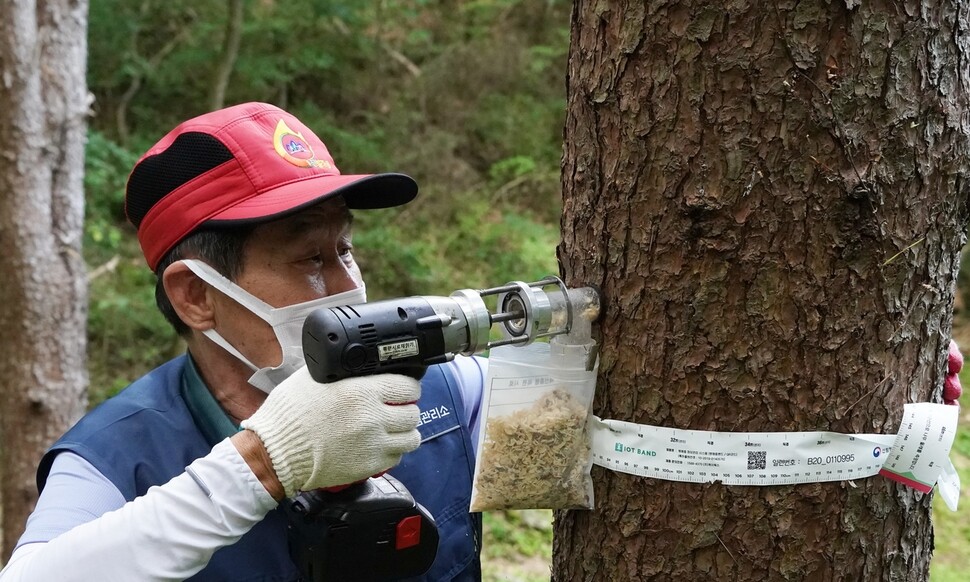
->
[747, 450, 767, 470]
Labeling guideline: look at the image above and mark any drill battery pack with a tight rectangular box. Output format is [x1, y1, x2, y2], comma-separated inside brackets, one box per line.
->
[284, 473, 439, 581]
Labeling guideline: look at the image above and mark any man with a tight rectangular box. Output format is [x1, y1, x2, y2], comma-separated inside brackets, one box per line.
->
[0, 102, 485, 580]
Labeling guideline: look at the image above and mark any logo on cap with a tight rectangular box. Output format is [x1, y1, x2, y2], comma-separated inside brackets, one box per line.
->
[274, 119, 331, 169]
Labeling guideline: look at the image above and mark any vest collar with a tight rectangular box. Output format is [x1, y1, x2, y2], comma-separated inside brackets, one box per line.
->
[181, 354, 241, 446]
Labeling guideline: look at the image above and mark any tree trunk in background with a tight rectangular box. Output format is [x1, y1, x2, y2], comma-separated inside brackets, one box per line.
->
[0, 0, 89, 560]
[210, 0, 245, 111]
[554, 1, 970, 580]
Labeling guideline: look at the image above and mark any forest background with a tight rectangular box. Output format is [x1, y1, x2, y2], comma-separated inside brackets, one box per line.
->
[76, 1, 969, 580]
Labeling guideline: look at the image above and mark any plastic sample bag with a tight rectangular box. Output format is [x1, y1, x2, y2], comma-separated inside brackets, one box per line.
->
[470, 341, 598, 511]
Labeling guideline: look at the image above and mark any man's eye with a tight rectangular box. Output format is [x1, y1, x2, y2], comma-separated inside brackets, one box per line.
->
[339, 246, 354, 258]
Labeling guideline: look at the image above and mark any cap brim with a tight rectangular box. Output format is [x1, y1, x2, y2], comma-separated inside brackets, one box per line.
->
[204, 172, 417, 225]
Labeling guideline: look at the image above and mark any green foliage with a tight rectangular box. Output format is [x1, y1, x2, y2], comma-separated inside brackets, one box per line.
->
[87, 256, 182, 404]
[482, 510, 553, 582]
[483, 510, 552, 560]
[471, 92, 565, 172]
[84, 131, 138, 259]
[490, 156, 538, 183]
[353, 199, 559, 300]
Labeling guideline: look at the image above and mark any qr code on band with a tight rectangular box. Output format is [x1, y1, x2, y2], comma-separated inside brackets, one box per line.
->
[747, 451, 767, 470]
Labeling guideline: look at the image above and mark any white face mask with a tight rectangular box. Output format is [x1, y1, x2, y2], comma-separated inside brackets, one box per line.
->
[181, 259, 367, 393]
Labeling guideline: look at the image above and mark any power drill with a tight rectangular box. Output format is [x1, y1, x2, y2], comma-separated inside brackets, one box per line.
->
[288, 277, 600, 581]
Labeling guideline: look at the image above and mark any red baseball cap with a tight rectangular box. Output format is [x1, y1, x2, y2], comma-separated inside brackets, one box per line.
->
[125, 102, 417, 270]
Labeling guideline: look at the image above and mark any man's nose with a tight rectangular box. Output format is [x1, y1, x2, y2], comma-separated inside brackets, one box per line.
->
[322, 261, 361, 297]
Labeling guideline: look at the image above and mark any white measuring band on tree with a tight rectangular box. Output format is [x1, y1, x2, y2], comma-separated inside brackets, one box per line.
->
[590, 402, 960, 511]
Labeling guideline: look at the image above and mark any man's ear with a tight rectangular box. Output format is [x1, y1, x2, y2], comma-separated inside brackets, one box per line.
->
[163, 261, 215, 331]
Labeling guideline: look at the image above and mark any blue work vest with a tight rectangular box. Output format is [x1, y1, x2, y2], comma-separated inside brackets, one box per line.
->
[37, 356, 482, 581]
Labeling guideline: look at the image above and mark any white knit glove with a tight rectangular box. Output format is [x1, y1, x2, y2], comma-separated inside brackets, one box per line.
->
[240, 366, 421, 497]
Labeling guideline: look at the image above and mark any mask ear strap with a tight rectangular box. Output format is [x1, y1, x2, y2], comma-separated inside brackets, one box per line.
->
[181, 259, 276, 322]
[201, 329, 260, 372]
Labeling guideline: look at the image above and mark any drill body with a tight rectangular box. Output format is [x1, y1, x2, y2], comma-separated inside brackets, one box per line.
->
[303, 296, 473, 383]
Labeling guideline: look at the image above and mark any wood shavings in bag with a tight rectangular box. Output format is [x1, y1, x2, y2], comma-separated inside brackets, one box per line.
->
[471, 387, 592, 511]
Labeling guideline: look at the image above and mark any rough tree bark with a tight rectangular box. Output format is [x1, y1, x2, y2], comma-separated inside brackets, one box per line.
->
[555, 1, 970, 580]
[0, 0, 90, 560]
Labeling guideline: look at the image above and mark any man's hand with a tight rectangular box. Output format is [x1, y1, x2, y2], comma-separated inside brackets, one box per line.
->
[238, 367, 421, 498]
[945, 339, 963, 406]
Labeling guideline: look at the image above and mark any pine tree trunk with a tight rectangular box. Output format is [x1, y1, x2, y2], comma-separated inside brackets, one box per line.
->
[554, 1, 970, 580]
[0, 0, 89, 560]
